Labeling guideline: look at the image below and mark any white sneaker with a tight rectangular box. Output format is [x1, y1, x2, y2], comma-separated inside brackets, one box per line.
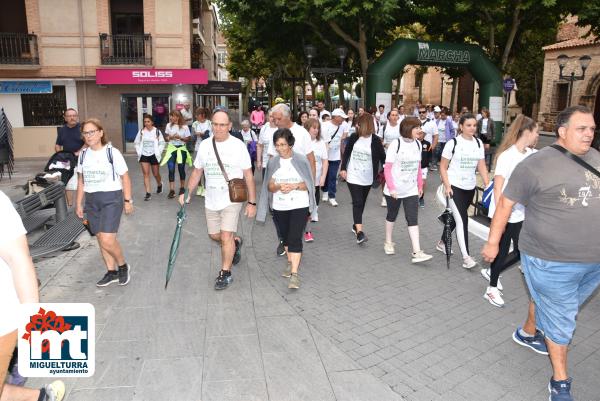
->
[484, 286, 505, 307]
[311, 210, 319, 222]
[462, 256, 477, 269]
[384, 242, 395, 255]
[435, 240, 453, 255]
[322, 193, 329, 202]
[412, 250, 433, 263]
[45, 380, 66, 401]
[329, 198, 338, 207]
[381, 197, 387, 207]
[480, 268, 503, 291]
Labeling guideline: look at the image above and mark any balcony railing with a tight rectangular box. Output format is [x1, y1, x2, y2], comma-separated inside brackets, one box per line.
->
[0, 33, 39, 65]
[100, 33, 152, 65]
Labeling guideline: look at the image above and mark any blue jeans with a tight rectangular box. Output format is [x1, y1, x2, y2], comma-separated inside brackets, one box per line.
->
[433, 142, 446, 165]
[521, 252, 600, 345]
[324, 160, 340, 198]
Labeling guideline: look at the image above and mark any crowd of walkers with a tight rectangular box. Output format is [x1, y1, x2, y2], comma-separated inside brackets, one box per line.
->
[1, 101, 598, 401]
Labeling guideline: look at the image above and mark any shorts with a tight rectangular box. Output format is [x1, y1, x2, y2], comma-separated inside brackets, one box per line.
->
[66, 173, 78, 191]
[139, 154, 159, 165]
[421, 167, 428, 180]
[205, 203, 243, 235]
[521, 252, 600, 345]
[84, 190, 124, 234]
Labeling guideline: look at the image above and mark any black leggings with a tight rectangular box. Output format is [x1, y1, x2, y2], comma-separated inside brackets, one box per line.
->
[385, 195, 419, 225]
[167, 150, 187, 182]
[441, 185, 474, 256]
[347, 183, 371, 225]
[273, 207, 309, 253]
[315, 186, 320, 206]
[489, 221, 522, 287]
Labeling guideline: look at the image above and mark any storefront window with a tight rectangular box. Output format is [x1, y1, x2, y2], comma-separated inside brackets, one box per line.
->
[21, 86, 66, 126]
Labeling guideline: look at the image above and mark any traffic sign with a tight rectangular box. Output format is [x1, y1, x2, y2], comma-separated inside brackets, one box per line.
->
[503, 78, 515, 93]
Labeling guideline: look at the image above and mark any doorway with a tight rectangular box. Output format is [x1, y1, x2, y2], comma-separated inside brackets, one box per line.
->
[120, 95, 170, 152]
[593, 86, 600, 150]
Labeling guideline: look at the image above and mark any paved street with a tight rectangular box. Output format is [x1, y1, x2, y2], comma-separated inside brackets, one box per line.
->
[3, 142, 599, 400]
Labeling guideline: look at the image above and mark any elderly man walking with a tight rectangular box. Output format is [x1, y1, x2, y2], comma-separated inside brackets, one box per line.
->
[482, 105, 600, 401]
[182, 109, 257, 290]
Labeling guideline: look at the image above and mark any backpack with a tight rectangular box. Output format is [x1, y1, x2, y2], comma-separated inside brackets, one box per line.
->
[79, 144, 116, 181]
[449, 136, 481, 157]
[247, 140, 257, 161]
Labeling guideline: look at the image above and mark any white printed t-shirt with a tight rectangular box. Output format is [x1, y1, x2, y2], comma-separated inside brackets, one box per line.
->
[347, 136, 373, 186]
[311, 139, 328, 183]
[259, 125, 277, 167]
[165, 123, 191, 146]
[0, 191, 25, 336]
[321, 121, 346, 161]
[383, 138, 421, 198]
[195, 136, 251, 211]
[442, 135, 484, 190]
[192, 120, 212, 151]
[488, 145, 535, 222]
[77, 145, 129, 193]
[382, 123, 400, 146]
[420, 119, 437, 144]
[267, 123, 312, 158]
[271, 157, 310, 211]
[140, 128, 159, 156]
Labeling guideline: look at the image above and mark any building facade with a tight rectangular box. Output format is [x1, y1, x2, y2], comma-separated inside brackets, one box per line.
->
[0, 0, 225, 157]
[538, 18, 600, 131]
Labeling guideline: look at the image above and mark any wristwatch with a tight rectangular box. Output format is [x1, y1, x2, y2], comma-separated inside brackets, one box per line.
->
[124, 199, 133, 204]
[247, 201, 257, 206]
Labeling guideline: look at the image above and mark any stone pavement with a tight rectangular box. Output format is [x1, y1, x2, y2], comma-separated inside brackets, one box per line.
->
[2, 142, 599, 400]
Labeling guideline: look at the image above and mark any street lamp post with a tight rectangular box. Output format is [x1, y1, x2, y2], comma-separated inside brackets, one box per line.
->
[557, 54, 592, 107]
[304, 44, 348, 110]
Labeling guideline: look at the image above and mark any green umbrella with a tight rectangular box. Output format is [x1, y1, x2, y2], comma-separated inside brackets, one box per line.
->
[165, 189, 188, 289]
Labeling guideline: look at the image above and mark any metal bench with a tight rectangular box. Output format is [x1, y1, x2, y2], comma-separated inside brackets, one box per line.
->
[13, 182, 85, 258]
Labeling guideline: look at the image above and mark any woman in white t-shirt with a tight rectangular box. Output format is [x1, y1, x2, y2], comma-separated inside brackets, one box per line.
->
[380, 109, 401, 207]
[383, 117, 433, 263]
[340, 113, 386, 244]
[134, 114, 165, 201]
[303, 118, 329, 240]
[76, 118, 133, 287]
[160, 110, 192, 199]
[240, 120, 258, 173]
[257, 111, 277, 177]
[191, 107, 212, 197]
[0, 191, 66, 401]
[257, 129, 316, 289]
[481, 115, 538, 307]
[438, 113, 489, 269]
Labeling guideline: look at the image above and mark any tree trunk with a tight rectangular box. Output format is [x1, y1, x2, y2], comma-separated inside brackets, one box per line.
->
[324, 79, 331, 111]
[501, 6, 521, 70]
[338, 75, 345, 109]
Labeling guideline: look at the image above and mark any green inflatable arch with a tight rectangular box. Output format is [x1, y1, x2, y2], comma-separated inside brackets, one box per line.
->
[367, 38, 503, 142]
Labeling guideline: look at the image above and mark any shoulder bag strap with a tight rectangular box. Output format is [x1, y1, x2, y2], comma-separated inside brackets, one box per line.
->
[551, 144, 600, 179]
[212, 137, 230, 182]
[330, 125, 341, 142]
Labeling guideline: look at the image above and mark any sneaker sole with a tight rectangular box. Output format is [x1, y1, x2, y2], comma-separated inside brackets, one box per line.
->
[288, 284, 299, 289]
[483, 293, 504, 308]
[215, 278, 233, 290]
[462, 262, 477, 269]
[412, 255, 433, 263]
[512, 331, 549, 355]
[384, 250, 395, 255]
[96, 278, 119, 287]
[357, 237, 368, 244]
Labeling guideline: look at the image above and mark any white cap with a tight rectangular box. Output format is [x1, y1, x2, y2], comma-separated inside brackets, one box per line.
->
[331, 109, 348, 119]
[433, 106, 442, 112]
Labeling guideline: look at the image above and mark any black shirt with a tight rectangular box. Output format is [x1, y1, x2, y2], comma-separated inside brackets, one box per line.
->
[56, 123, 84, 153]
[421, 139, 432, 168]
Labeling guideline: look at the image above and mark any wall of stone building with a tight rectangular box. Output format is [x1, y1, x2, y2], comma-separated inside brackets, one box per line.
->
[538, 43, 600, 130]
[400, 66, 455, 111]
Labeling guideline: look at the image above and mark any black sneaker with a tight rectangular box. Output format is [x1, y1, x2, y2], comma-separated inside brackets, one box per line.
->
[156, 184, 163, 194]
[356, 231, 368, 244]
[96, 271, 118, 287]
[168, 190, 176, 199]
[118, 264, 131, 286]
[276, 240, 286, 256]
[419, 197, 425, 208]
[214, 270, 232, 290]
[179, 187, 185, 195]
[144, 192, 151, 201]
[233, 237, 243, 265]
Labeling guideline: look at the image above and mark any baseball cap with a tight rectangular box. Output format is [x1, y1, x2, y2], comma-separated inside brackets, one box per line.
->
[433, 106, 442, 112]
[331, 109, 348, 119]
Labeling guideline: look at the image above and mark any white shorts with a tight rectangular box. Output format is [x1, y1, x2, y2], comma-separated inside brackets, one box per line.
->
[66, 173, 78, 190]
[421, 168, 428, 180]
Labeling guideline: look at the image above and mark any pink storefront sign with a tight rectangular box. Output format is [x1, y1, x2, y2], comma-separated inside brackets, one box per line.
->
[96, 68, 208, 85]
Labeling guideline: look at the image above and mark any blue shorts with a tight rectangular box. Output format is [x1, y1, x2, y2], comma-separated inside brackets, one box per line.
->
[521, 252, 600, 345]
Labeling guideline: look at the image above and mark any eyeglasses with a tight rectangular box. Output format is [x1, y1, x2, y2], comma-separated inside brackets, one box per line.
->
[82, 129, 99, 137]
[418, 110, 427, 114]
[275, 143, 290, 148]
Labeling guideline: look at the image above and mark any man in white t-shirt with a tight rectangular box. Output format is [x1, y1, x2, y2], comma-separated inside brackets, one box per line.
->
[256, 111, 277, 175]
[321, 108, 349, 206]
[418, 107, 438, 166]
[182, 109, 257, 291]
[316, 100, 330, 119]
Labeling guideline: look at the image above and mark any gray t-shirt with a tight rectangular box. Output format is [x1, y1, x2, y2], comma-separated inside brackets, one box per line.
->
[503, 146, 600, 263]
